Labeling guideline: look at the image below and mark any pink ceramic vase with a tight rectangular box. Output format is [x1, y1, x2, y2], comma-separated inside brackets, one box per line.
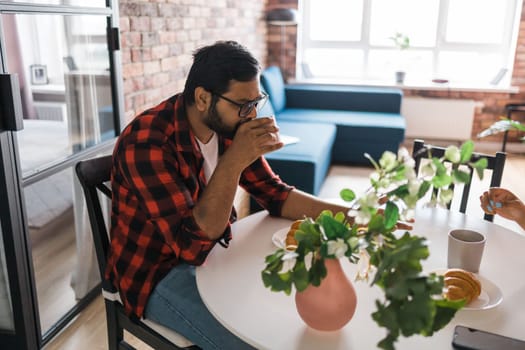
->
[295, 258, 357, 331]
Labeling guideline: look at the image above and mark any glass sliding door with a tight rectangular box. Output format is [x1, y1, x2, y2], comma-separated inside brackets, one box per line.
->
[6, 12, 116, 176]
[0, 1, 122, 348]
[0, 117, 40, 349]
[0, 227, 14, 333]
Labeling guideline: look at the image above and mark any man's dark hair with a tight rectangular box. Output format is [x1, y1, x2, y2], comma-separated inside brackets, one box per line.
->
[183, 41, 261, 105]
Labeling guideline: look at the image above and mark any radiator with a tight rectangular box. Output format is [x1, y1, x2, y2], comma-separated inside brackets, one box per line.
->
[401, 97, 476, 141]
[34, 102, 67, 122]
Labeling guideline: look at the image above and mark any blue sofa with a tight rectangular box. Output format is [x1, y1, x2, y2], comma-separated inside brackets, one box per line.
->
[258, 66, 406, 198]
[261, 66, 406, 164]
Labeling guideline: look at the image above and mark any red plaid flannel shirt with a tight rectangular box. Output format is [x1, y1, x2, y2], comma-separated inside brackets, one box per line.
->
[106, 94, 293, 318]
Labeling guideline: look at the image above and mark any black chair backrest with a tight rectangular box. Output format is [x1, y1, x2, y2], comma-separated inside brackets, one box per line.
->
[412, 139, 506, 222]
[75, 155, 113, 279]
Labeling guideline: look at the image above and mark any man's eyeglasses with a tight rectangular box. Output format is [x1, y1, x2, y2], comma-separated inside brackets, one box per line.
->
[211, 92, 268, 118]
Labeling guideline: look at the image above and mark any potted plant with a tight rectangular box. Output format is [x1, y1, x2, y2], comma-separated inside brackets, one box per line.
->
[262, 141, 488, 350]
[389, 32, 410, 84]
[478, 118, 525, 141]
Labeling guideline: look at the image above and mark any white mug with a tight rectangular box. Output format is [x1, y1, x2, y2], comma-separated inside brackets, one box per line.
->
[447, 229, 486, 273]
[262, 116, 281, 146]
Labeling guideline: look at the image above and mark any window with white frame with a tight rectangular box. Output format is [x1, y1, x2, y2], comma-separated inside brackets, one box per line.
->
[298, 0, 522, 87]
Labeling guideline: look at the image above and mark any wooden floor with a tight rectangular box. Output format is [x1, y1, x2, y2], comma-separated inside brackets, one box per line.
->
[31, 208, 77, 334]
[43, 150, 525, 350]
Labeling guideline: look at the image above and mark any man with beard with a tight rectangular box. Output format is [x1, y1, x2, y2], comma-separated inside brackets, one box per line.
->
[107, 41, 351, 349]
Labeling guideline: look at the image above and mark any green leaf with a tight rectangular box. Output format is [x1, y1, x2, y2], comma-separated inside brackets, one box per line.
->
[309, 257, 326, 286]
[334, 211, 347, 223]
[431, 173, 452, 188]
[319, 214, 348, 240]
[398, 296, 434, 336]
[292, 261, 309, 292]
[431, 299, 465, 333]
[452, 169, 471, 184]
[372, 300, 399, 333]
[388, 184, 409, 198]
[431, 158, 447, 176]
[368, 213, 385, 232]
[340, 188, 356, 202]
[384, 201, 399, 230]
[472, 158, 488, 180]
[460, 140, 474, 163]
[417, 181, 431, 199]
[510, 120, 525, 131]
[261, 269, 293, 295]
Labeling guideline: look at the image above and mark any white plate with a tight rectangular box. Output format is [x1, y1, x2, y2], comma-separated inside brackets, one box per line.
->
[280, 134, 300, 146]
[431, 269, 503, 310]
[271, 227, 290, 249]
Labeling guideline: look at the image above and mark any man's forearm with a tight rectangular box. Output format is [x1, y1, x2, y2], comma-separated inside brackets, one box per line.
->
[193, 157, 243, 240]
[280, 189, 350, 221]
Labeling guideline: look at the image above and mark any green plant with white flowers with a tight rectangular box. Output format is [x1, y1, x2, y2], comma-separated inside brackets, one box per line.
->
[262, 140, 487, 350]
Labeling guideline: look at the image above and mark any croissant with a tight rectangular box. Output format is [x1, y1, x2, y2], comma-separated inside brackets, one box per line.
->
[285, 220, 303, 250]
[444, 268, 482, 303]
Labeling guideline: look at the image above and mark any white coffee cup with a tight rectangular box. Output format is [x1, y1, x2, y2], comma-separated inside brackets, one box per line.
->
[262, 116, 281, 146]
[447, 229, 486, 273]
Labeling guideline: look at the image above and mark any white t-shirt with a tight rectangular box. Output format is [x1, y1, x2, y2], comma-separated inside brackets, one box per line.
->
[195, 132, 219, 182]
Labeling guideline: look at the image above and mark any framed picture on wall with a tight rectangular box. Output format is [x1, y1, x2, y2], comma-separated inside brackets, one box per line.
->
[30, 64, 48, 85]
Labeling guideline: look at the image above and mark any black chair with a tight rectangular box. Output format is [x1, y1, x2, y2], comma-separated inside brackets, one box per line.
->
[412, 139, 506, 222]
[75, 155, 198, 350]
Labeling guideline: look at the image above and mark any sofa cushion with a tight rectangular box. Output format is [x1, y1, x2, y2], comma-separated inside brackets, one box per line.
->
[264, 121, 337, 195]
[285, 85, 403, 114]
[260, 66, 287, 113]
[276, 109, 405, 164]
[277, 109, 405, 134]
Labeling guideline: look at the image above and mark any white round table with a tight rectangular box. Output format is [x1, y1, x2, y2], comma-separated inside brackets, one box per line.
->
[196, 207, 525, 349]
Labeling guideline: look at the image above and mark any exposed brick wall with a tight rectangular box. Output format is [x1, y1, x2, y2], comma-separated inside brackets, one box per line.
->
[266, 0, 298, 81]
[120, 1, 524, 145]
[119, 0, 268, 122]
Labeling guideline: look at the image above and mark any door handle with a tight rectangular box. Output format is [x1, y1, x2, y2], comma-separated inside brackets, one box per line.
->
[0, 73, 24, 131]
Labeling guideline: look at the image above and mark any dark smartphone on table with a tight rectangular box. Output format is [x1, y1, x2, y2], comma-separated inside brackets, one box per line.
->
[452, 325, 525, 350]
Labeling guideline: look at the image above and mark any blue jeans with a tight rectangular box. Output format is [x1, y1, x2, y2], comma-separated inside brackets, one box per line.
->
[144, 263, 255, 350]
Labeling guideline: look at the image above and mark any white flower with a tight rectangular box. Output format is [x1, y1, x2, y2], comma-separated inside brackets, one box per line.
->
[350, 209, 372, 225]
[377, 178, 391, 190]
[327, 238, 348, 258]
[397, 147, 410, 160]
[407, 179, 421, 196]
[279, 251, 298, 273]
[304, 251, 314, 271]
[398, 147, 416, 168]
[420, 162, 436, 178]
[405, 167, 417, 181]
[379, 151, 397, 171]
[356, 248, 372, 281]
[360, 192, 379, 208]
[444, 145, 461, 163]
